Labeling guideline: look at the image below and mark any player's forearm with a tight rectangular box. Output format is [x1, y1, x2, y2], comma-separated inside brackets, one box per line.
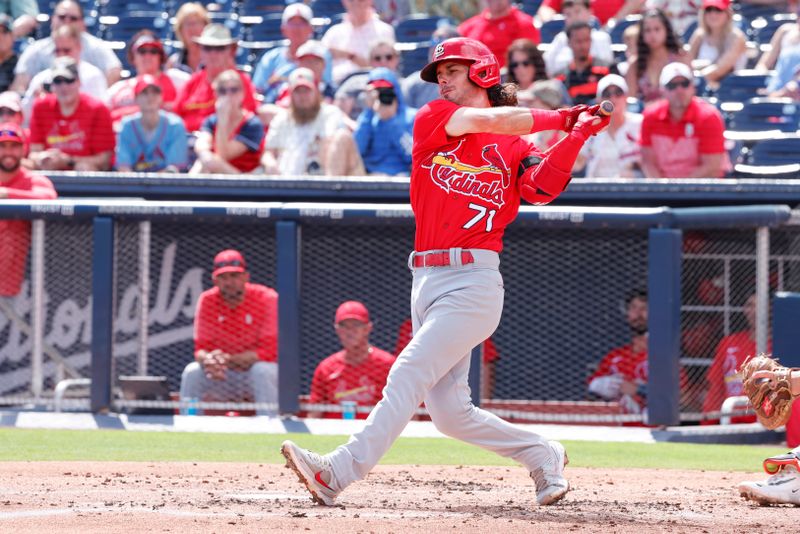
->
[446, 106, 546, 137]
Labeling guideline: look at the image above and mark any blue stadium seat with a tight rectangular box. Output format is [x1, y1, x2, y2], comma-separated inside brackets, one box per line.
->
[712, 69, 770, 103]
[238, 0, 287, 16]
[608, 15, 641, 44]
[539, 16, 564, 44]
[100, 13, 171, 43]
[240, 13, 284, 43]
[398, 42, 431, 77]
[311, 0, 345, 19]
[750, 14, 798, 45]
[394, 14, 448, 44]
[727, 98, 800, 133]
[735, 134, 800, 178]
[682, 20, 698, 43]
[101, 0, 164, 16]
[519, 0, 544, 17]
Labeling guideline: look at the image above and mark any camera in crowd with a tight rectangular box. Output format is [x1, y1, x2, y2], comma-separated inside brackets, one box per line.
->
[376, 86, 397, 105]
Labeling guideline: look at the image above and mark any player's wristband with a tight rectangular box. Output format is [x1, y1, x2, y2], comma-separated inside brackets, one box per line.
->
[529, 108, 563, 133]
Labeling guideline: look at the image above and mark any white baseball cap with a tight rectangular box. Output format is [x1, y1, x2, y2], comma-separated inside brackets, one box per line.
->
[288, 67, 317, 91]
[596, 73, 628, 99]
[282, 2, 313, 25]
[297, 39, 327, 60]
[659, 62, 693, 87]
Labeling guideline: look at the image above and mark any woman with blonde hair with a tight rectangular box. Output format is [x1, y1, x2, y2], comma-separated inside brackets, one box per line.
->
[687, 0, 747, 88]
[168, 2, 209, 74]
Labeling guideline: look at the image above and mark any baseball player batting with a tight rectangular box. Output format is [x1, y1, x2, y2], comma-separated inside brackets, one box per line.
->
[282, 37, 611, 507]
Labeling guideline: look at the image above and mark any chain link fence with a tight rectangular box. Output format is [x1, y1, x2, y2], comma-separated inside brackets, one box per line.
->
[1, 209, 797, 425]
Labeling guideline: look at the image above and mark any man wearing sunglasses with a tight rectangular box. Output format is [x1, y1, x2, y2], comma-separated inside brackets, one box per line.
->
[173, 24, 258, 132]
[11, 0, 121, 93]
[27, 57, 114, 171]
[179, 249, 279, 416]
[640, 62, 726, 179]
[0, 122, 56, 297]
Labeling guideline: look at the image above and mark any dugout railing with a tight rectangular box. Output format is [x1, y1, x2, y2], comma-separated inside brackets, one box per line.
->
[0, 199, 794, 426]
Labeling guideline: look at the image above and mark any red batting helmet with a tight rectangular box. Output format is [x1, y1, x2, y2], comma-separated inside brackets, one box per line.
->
[420, 37, 501, 89]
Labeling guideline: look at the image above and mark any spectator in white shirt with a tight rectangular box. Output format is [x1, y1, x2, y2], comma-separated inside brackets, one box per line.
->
[543, 0, 613, 78]
[575, 74, 643, 178]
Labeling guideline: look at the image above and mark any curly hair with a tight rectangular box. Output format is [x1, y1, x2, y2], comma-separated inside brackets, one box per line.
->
[487, 83, 518, 107]
[505, 39, 547, 86]
[634, 9, 683, 80]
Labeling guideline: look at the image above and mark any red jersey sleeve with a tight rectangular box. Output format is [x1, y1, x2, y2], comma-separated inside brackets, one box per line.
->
[309, 357, 331, 404]
[696, 108, 725, 154]
[253, 288, 278, 362]
[588, 350, 617, 382]
[193, 291, 215, 356]
[28, 99, 48, 145]
[412, 100, 459, 156]
[89, 102, 116, 154]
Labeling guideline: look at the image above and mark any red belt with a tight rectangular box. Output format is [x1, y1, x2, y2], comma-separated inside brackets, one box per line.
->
[412, 250, 474, 268]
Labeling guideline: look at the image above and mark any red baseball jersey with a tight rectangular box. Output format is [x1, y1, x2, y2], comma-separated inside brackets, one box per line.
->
[29, 93, 115, 156]
[457, 7, 541, 67]
[309, 347, 396, 419]
[411, 99, 540, 252]
[193, 283, 278, 362]
[589, 344, 648, 411]
[703, 331, 770, 417]
[174, 69, 258, 132]
[0, 168, 56, 296]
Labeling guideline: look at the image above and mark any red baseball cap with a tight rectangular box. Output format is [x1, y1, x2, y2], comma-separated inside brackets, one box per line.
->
[369, 79, 393, 89]
[0, 122, 25, 144]
[702, 0, 730, 9]
[134, 74, 161, 97]
[335, 301, 370, 324]
[212, 249, 247, 278]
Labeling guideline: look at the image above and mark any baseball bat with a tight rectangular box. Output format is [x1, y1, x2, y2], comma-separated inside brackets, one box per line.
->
[596, 100, 614, 116]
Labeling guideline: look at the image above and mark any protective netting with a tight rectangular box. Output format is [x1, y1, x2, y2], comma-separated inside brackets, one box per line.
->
[1, 215, 797, 425]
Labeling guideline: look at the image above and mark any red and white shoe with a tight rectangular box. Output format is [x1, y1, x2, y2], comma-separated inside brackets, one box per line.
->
[531, 440, 570, 505]
[281, 440, 339, 506]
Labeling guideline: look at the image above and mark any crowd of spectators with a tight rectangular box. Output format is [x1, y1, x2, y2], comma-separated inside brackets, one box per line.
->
[0, 0, 793, 179]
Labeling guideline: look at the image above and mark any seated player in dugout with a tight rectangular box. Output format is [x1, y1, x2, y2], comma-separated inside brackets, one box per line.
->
[179, 249, 279, 416]
[308, 301, 395, 419]
[395, 317, 499, 399]
[0, 123, 56, 297]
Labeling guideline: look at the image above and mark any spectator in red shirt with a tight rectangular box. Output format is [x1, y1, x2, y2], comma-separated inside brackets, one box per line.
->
[457, 0, 540, 68]
[702, 293, 772, 423]
[0, 122, 56, 297]
[394, 317, 500, 399]
[27, 57, 114, 171]
[173, 24, 258, 132]
[537, 0, 640, 27]
[190, 69, 265, 174]
[179, 249, 279, 416]
[587, 289, 649, 414]
[640, 62, 727, 179]
[309, 301, 395, 419]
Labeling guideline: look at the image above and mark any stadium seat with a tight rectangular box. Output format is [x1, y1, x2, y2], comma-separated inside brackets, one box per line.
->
[100, 0, 165, 15]
[394, 14, 448, 44]
[519, 0, 544, 17]
[682, 20, 698, 43]
[749, 14, 798, 45]
[712, 69, 770, 103]
[238, 0, 287, 16]
[398, 42, 431, 77]
[734, 134, 800, 178]
[100, 13, 171, 43]
[240, 13, 284, 43]
[311, 0, 345, 19]
[539, 16, 564, 44]
[608, 14, 641, 44]
[727, 97, 800, 133]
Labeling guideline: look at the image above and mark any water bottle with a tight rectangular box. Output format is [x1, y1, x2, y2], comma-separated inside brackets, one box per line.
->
[341, 401, 356, 420]
[186, 397, 199, 416]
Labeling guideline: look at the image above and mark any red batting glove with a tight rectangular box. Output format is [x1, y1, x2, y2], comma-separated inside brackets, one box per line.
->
[569, 110, 611, 141]
[557, 104, 594, 131]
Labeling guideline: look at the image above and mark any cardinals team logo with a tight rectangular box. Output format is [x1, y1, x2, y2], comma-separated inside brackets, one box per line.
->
[433, 42, 445, 59]
[422, 140, 510, 208]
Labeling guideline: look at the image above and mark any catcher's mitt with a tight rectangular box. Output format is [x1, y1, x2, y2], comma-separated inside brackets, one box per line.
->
[739, 354, 798, 430]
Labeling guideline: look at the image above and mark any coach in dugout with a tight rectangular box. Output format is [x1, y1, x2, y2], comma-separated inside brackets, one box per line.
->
[179, 249, 279, 416]
[0, 122, 56, 296]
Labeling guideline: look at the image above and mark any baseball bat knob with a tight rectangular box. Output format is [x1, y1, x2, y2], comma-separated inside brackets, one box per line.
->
[597, 100, 614, 116]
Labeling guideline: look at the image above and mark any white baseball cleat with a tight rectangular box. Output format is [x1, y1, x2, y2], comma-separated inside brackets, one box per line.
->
[531, 440, 570, 505]
[738, 466, 800, 506]
[281, 440, 340, 506]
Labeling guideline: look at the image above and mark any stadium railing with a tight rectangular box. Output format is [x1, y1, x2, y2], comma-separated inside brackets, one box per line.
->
[0, 199, 795, 427]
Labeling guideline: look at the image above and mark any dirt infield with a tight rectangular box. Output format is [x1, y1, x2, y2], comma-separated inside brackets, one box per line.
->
[0, 461, 797, 533]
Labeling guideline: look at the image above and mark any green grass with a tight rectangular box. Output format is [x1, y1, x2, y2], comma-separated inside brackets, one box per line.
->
[0, 428, 786, 471]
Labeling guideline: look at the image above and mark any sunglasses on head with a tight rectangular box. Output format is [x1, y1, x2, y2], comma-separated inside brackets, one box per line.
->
[665, 78, 691, 90]
[202, 44, 229, 52]
[52, 76, 76, 85]
[216, 86, 241, 96]
[214, 259, 244, 269]
[510, 60, 532, 69]
[56, 13, 81, 22]
[371, 53, 396, 62]
[601, 87, 625, 98]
